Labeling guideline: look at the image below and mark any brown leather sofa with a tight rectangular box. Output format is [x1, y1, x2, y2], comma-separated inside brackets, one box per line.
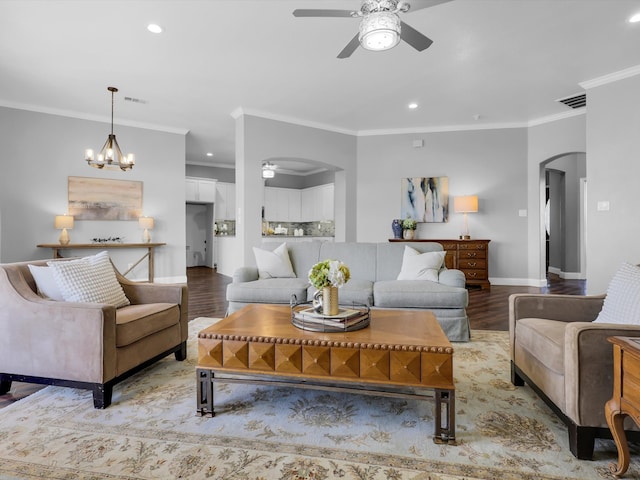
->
[509, 293, 640, 459]
[0, 259, 188, 408]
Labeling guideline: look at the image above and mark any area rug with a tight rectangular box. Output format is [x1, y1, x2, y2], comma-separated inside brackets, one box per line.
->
[1, 318, 638, 480]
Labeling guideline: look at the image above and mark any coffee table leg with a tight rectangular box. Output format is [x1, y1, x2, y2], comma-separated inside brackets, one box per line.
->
[196, 368, 215, 417]
[433, 388, 456, 445]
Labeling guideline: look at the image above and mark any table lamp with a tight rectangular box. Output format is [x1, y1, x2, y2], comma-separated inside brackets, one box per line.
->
[454, 195, 478, 240]
[139, 216, 154, 243]
[54, 215, 74, 245]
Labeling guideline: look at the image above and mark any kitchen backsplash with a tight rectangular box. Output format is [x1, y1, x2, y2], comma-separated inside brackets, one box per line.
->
[214, 220, 334, 237]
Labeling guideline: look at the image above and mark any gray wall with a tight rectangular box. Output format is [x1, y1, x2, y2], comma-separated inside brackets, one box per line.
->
[186, 164, 234, 183]
[356, 128, 529, 282]
[0, 107, 187, 282]
[585, 73, 640, 294]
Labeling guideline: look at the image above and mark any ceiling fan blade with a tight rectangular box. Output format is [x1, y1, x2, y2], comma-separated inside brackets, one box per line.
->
[337, 34, 361, 59]
[400, 21, 433, 51]
[403, 0, 453, 13]
[293, 9, 354, 18]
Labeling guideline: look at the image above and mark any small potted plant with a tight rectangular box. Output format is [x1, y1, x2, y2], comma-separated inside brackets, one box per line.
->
[402, 218, 417, 239]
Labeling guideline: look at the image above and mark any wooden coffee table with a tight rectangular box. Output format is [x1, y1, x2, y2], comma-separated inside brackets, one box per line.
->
[196, 304, 456, 444]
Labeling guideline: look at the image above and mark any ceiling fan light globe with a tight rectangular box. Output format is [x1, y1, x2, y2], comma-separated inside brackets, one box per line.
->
[359, 12, 401, 51]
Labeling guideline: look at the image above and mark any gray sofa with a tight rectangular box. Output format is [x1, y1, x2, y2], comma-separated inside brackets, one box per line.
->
[226, 241, 470, 341]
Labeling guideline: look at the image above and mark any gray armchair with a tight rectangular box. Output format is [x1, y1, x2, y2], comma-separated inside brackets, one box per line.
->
[509, 293, 640, 459]
[0, 259, 188, 408]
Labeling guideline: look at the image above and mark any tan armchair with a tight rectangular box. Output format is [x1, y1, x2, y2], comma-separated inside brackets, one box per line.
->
[0, 259, 188, 408]
[509, 293, 640, 459]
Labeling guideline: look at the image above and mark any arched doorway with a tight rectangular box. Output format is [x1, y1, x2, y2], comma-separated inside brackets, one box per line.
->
[540, 152, 586, 280]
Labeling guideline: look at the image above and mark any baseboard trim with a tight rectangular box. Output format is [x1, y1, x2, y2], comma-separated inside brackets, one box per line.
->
[489, 277, 547, 287]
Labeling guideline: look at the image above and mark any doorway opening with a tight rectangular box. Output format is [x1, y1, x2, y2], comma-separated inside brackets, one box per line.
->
[186, 203, 214, 268]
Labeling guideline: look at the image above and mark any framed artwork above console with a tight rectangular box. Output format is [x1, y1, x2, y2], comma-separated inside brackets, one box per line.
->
[400, 176, 449, 223]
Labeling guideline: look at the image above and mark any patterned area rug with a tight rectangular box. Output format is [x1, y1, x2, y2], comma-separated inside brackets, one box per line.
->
[1, 317, 638, 480]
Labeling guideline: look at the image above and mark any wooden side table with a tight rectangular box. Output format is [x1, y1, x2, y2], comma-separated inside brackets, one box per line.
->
[605, 336, 640, 477]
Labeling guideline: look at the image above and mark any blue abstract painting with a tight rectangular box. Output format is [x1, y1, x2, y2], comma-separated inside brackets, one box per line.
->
[400, 177, 449, 223]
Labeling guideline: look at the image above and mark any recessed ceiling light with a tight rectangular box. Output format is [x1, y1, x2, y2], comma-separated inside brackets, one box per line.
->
[206, 152, 214, 157]
[630, 13, 640, 23]
[408, 102, 418, 109]
[147, 24, 163, 33]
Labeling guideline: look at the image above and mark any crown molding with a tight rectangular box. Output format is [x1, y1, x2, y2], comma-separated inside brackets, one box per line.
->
[0, 100, 189, 135]
[579, 64, 640, 90]
[357, 121, 527, 137]
[230, 107, 356, 136]
[527, 108, 585, 127]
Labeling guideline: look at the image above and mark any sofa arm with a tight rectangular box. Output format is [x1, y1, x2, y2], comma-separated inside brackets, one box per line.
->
[509, 293, 604, 324]
[120, 280, 187, 306]
[438, 268, 466, 288]
[564, 322, 640, 426]
[233, 266, 259, 283]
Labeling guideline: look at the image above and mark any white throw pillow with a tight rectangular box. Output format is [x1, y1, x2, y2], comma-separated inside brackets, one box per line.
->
[396, 246, 446, 282]
[28, 264, 65, 301]
[253, 242, 296, 279]
[594, 262, 640, 325]
[47, 251, 130, 308]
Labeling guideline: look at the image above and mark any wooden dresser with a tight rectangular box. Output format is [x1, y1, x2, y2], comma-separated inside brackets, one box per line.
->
[389, 239, 491, 289]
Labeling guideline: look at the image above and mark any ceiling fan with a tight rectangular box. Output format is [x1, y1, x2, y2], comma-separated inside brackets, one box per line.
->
[293, 0, 451, 59]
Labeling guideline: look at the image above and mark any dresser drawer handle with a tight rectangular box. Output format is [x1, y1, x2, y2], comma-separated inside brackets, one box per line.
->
[466, 252, 477, 257]
[467, 262, 477, 267]
[467, 272, 478, 277]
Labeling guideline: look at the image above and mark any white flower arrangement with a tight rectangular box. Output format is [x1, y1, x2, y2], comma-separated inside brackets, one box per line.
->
[308, 259, 351, 289]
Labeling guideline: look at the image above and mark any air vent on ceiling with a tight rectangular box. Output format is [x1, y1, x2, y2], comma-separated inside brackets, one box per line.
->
[556, 92, 586, 109]
[124, 96, 147, 105]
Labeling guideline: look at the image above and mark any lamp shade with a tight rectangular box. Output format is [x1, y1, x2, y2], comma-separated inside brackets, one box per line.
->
[138, 216, 154, 230]
[359, 12, 401, 51]
[454, 196, 478, 214]
[54, 215, 74, 230]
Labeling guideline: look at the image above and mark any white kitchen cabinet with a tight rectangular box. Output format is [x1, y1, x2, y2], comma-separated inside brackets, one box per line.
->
[300, 184, 334, 221]
[264, 187, 301, 222]
[215, 182, 236, 220]
[185, 177, 217, 203]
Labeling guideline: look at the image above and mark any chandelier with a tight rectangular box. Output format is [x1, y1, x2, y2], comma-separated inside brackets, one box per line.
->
[85, 87, 135, 171]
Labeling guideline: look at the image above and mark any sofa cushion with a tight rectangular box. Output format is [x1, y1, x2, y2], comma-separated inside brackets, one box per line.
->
[396, 246, 446, 282]
[253, 242, 296, 279]
[515, 318, 566, 375]
[318, 242, 377, 283]
[116, 303, 180, 347]
[374, 280, 468, 309]
[333, 279, 374, 307]
[28, 264, 64, 301]
[47, 251, 130, 308]
[594, 262, 640, 325]
[227, 278, 310, 305]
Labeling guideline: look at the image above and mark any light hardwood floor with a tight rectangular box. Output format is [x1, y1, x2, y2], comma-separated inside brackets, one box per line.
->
[0, 268, 585, 408]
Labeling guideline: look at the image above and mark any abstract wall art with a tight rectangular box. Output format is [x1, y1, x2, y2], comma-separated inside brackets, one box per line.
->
[68, 176, 143, 221]
[400, 176, 449, 223]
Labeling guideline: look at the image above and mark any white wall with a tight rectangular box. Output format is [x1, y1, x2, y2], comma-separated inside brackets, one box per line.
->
[527, 114, 586, 286]
[585, 73, 640, 294]
[356, 128, 529, 283]
[230, 113, 357, 276]
[0, 107, 187, 283]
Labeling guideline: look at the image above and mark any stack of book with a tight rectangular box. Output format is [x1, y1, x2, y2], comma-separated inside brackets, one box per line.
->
[291, 306, 369, 332]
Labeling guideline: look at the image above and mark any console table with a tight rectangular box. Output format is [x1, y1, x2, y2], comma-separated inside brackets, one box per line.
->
[605, 336, 640, 477]
[389, 239, 491, 289]
[37, 243, 165, 282]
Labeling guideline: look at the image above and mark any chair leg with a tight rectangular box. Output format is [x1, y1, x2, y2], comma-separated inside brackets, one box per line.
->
[0, 375, 11, 395]
[568, 423, 595, 460]
[175, 341, 187, 361]
[92, 382, 113, 409]
[510, 362, 524, 386]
